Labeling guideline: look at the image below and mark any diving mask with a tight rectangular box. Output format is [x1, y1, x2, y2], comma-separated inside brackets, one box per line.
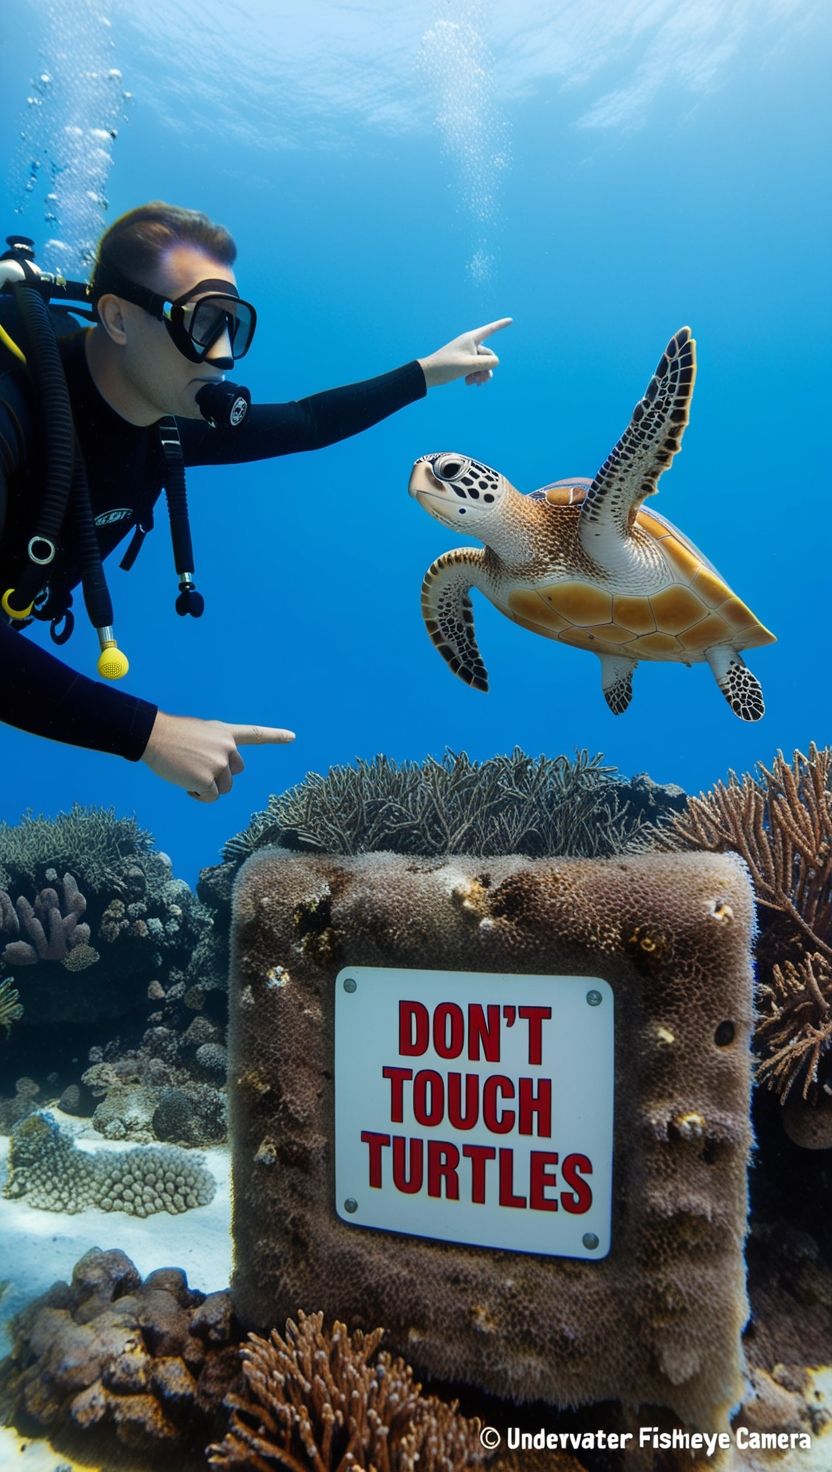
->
[91, 264, 257, 364]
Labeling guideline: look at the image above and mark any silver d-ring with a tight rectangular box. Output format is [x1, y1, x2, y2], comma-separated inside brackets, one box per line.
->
[28, 536, 56, 565]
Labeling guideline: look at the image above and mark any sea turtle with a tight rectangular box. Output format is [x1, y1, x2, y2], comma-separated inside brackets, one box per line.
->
[408, 327, 775, 721]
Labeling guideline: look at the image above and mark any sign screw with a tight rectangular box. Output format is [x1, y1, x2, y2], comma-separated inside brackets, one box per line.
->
[586, 989, 602, 1007]
[344, 1197, 358, 1214]
[582, 1232, 600, 1250]
[343, 977, 357, 993]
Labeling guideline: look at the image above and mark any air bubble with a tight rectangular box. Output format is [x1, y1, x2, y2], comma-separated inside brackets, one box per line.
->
[467, 248, 494, 285]
[9, 3, 128, 273]
[418, 5, 509, 287]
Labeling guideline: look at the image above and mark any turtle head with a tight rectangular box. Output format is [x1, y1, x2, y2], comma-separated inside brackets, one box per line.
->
[408, 453, 512, 536]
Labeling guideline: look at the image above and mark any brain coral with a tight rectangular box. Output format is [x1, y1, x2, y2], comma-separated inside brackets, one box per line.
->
[3, 1112, 216, 1216]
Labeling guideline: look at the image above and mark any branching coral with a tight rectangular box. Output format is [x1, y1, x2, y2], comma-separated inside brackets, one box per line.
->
[649, 744, 831, 960]
[0, 804, 154, 890]
[757, 952, 832, 1103]
[224, 749, 653, 863]
[0, 871, 98, 968]
[0, 976, 23, 1035]
[647, 745, 832, 1111]
[208, 1310, 487, 1471]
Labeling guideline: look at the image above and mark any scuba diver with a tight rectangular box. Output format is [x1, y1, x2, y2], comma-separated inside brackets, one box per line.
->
[0, 202, 510, 801]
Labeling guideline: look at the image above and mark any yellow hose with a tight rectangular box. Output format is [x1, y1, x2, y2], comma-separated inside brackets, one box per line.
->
[0, 321, 27, 365]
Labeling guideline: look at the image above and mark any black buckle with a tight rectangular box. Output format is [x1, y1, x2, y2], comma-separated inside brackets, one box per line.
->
[119, 519, 151, 571]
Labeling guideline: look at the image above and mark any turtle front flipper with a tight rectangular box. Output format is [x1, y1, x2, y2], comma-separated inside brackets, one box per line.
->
[579, 327, 696, 571]
[599, 653, 637, 715]
[705, 646, 765, 721]
[421, 549, 489, 691]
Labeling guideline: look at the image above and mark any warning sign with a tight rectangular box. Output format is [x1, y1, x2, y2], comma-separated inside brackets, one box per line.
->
[334, 967, 614, 1259]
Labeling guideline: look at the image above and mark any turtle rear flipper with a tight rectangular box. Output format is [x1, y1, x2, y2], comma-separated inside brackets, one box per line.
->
[579, 327, 696, 571]
[600, 653, 637, 715]
[421, 549, 489, 690]
[705, 646, 765, 721]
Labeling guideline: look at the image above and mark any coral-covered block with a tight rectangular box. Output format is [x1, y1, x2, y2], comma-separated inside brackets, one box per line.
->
[228, 850, 755, 1432]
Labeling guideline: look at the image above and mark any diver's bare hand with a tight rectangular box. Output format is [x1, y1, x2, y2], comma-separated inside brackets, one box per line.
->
[141, 711, 296, 802]
[418, 318, 512, 388]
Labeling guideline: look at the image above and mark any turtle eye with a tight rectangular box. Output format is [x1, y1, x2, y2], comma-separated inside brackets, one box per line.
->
[435, 455, 469, 482]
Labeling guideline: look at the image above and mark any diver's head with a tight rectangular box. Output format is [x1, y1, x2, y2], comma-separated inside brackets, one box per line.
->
[409, 453, 514, 538]
[88, 203, 255, 423]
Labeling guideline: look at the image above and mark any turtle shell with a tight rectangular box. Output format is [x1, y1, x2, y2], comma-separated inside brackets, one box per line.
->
[508, 479, 776, 663]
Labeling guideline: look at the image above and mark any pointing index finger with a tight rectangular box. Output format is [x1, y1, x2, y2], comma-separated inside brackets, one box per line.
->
[472, 318, 513, 344]
[231, 725, 296, 745]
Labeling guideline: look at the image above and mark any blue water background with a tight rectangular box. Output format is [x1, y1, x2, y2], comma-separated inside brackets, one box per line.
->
[2, 1, 830, 886]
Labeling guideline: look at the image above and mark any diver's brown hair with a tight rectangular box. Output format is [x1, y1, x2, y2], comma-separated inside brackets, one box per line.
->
[90, 201, 237, 295]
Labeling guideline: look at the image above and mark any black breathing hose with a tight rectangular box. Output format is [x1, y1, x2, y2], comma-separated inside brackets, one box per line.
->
[69, 446, 114, 630]
[12, 280, 75, 544]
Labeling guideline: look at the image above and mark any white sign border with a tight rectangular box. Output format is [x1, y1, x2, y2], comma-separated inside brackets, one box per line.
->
[334, 965, 614, 1261]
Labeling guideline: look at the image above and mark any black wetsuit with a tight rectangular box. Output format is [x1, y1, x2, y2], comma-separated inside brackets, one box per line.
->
[0, 329, 426, 759]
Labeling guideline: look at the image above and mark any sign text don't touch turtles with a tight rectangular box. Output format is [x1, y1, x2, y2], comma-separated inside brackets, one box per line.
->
[334, 967, 614, 1258]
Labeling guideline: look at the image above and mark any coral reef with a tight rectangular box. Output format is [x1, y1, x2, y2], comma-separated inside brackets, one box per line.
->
[208, 1310, 488, 1471]
[0, 1249, 243, 1461]
[222, 748, 677, 864]
[0, 804, 154, 889]
[229, 848, 754, 1431]
[2, 999, 229, 1146]
[0, 1253, 582, 1471]
[650, 744, 832, 1115]
[77, 1033, 228, 1146]
[0, 805, 217, 1030]
[0, 1074, 40, 1131]
[0, 977, 23, 1035]
[745, 1220, 832, 1376]
[0, 804, 231, 1146]
[1, 871, 97, 968]
[3, 1111, 216, 1215]
[757, 951, 832, 1104]
[650, 744, 831, 960]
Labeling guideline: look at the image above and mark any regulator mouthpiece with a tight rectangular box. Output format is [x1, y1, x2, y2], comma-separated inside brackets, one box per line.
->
[195, 379, 251, 430]
[175, 573, 204, 618]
